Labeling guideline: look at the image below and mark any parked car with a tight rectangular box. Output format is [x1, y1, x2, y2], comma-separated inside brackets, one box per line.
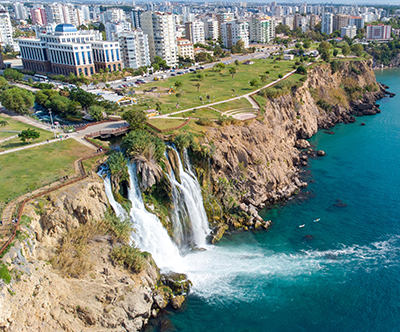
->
[189, 68, 195, 72]
[199, 66, 205, 69]
[184, 70, 189, 74]
[177, 72, 183, 75]
[135, 80, 142, 85]
[170, 73, 176, 76]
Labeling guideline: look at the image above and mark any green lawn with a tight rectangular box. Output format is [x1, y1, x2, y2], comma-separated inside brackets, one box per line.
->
[0, 115, 54, 151]
[0, 139, 93, 205]
[170, 108, 221, 119]
[130, 58, 297, 114]
[211, 98, 253, 113]
[147, 118, 188, 131]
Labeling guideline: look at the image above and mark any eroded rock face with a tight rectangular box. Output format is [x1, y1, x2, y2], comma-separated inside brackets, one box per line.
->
[0, 176, 189, 332]
[202, 60, 388, 213]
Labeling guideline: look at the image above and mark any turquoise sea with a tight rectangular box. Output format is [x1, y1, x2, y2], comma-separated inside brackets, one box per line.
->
[150, 68, 400, 332]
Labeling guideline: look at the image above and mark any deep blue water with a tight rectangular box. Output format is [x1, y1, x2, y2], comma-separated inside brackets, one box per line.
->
[149, 68, 400, 332]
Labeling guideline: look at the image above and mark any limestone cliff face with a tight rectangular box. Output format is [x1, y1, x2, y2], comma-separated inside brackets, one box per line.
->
[0, 176, 183, 332]
[201, 60, 388, 224]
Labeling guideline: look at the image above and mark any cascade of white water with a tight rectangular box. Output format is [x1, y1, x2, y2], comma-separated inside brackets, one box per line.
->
[126, 162, 184, 271]
[103, 175, 128, 220]
[167, 145, 210, 248]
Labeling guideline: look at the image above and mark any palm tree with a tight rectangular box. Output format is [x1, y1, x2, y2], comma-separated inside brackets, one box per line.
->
[229, 67, 237, 80]
[195, 83, 201, 93]
[176, 93, 181, 104]
[0, 120, 8, 127]
[155, 102, 162, 113]
[174, 81, 183, 92]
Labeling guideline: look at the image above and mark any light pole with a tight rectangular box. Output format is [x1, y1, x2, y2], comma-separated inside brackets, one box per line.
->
[49, 109, 56, 139]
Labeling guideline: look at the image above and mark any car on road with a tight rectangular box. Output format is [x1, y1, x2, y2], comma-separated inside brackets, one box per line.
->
[170, 69, 175, 72]
[184, 70, 189, 74]
[177, 71, 183, 75]
[170, 73, 176, 76]
[195, 67, 201, 71]
[189, 68, 195, 72]
[135, 80, 142, 85]
[199, 66, 205, 69]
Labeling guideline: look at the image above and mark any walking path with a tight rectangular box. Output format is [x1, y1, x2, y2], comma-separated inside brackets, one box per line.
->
[0, 134, 18, 144]
[1, 108, 53, 131]
[0, 137, 70, 156]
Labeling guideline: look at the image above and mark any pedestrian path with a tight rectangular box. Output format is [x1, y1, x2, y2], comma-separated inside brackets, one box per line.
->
[0, 137, 70, 156]
[0, 134, 18, 144]
[1, 108, 53, 131]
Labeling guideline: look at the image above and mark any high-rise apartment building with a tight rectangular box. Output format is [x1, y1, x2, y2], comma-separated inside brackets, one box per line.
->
[340, 25, 357, 39]
[141, 11, 178, 68]
[202, 18, 219, 40]
[221, 21, 249, 48]
[185, 21, 205, 44]
[321, 13, 333, 35]
[105, 21, 131, 41]
[283, 16, 293, 30]
[333, 14, 349, 32]
[117, 30, 150, 69]
[13, 2, 27, 20]
[18, 24, 119, 76]
[249, 18, 274, 44]
[349, 16, 364, 29]
[366, 24, 391, 40]
[131, 10, 143, 29]
[0, 8, 18, 51]
[216, 12, 234, 37]
[31, 8, 47, 26]
[45, 4, 64, 24]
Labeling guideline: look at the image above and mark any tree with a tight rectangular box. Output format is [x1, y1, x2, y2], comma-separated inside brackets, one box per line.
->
[176, 93, 182, 103]
[303, 41, 311, 49]
[122, 109, 147, 130]
[174, 81, 183, 92]
[352, 44, 364, 57]
[0, 87, 34, 114]
[234, 59, 240, 66]
[229, 67, 237, 80]
[195, 83, 201, 93]
[155, 102, 162, 112]
[35, 90, 49, 105]
[249, 79, 259, 88]
[0, 76, 8, 89]
[88, 105, 104, 121]
[333, 48, 338, 57]
[342, 45, 351, 56]
[321, 49, 330, 62]
[18, 128, 40, 143]
[296, 65, 307, 75]
[196, 73, 204, 81]
[3, 68, 24, 81]
[260, 74, 268, 83]
[0, 120, 8, 127]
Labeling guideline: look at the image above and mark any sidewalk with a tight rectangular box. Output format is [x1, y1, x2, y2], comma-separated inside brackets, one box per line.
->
[0, 137, 70, 156]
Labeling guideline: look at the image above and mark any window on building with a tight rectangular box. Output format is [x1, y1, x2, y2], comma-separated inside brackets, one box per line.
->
[84, 67, 88, 76]
[105, 50, 109, 62]
[82, 52, 86, 65]
[90, 67, 93, 75]
[113, 64, 116, 71]
[87, 51, 92, 64]
[79, 68, 82, 74]
[75, 52, 80, 65]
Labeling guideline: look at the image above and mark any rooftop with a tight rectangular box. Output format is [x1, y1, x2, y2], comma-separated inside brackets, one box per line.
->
[55, 24, 77, 33]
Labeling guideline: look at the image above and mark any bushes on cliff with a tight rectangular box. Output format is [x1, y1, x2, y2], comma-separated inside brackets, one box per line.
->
[197, 117, 214, 126]
[103, 209, 133, 243]
[111, 244, 148, 273]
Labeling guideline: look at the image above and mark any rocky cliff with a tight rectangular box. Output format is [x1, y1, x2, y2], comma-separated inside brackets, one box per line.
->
[199, 60, 389, 233]
[0, 176, 188, 332]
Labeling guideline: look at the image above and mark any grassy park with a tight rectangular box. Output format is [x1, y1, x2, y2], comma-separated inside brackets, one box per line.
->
[0, 115, 54, 151]
[132, 58, 298, 114]
[0, 139, 93, 206]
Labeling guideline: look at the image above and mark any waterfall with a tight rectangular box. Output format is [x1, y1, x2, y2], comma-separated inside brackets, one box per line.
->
[103, 175, 128, 220]
[166, 145, 210, 249]
[126, 162, 184, 271]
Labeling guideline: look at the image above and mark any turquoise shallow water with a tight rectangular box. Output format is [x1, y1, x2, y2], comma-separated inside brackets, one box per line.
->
[149, 68, 400, 332]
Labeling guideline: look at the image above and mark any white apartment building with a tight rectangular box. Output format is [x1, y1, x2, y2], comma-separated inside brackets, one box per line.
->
[18, 23, 120, 76]
[44, 4, 64, 24]
[105, 21, 131, 41]
[283, 16, 294, 30]
[221, 21, 249, 49]
[141, 11, 178, 68]
[13, 2, 27, 20]
[249, 17, 275, 44]
[217, 12, 234, 36]
[100, 8, 125, 24]
[177, 38, 194, 60]
[321, 13, 333, 35]
[0, 8, 18, 51]
[202, 18, 219, 40]
[340, 25, 357, 38]
[185, 20, 205, 44]
[117, 30, 150, 69]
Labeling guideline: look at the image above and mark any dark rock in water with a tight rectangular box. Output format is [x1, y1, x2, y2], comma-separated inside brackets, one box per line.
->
[160, 273, 192, 295]
[317, 150, 326, 156]
[334, 199, 347, 208]
[303, 235, 314, 241]
[324, 131, 335, 135]
[361, 122, 366, 126]
[159, 318, 177, 332]
[295, 139, 311, 149]
[170, 295, 185, 310]
[325, 253, 338, 260]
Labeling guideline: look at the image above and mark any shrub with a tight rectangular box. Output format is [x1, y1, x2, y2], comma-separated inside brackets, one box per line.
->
[174, 132, 195, 150]
[296, 65, 307, 75]
[103, 209, 133, 243]
[278, 74, 283, 79]
[0, 263, 11, 284]
[196, 117, 214, 126]
[111, 244, 148, 273]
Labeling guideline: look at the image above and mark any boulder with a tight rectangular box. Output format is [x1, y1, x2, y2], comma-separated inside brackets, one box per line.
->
[171, 295, 185, 310]
[295, 139, 311, 149]
[317, 150, 326, 156]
